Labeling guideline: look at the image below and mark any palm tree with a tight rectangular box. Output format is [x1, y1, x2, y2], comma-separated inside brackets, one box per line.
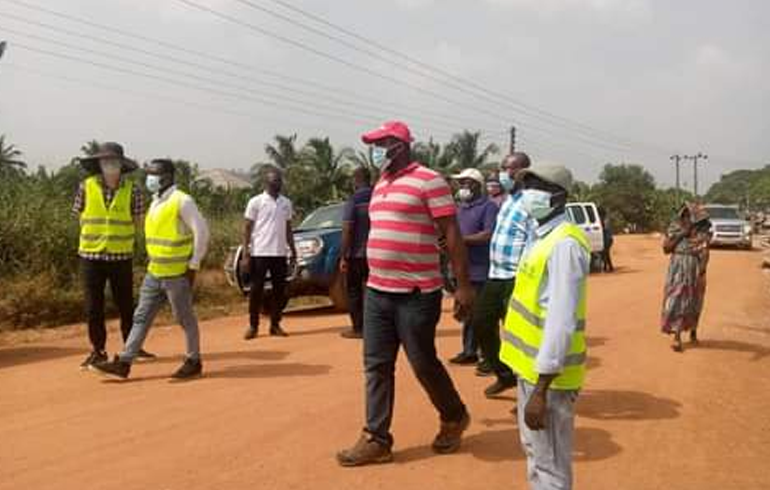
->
[0, 134, 25, 171]
[413, 138, 456, 175]
[80, 140, 100, 156]
[446, 130, 499, 171]
[300, 137, 354, 202]
[264, 134, 299, 170]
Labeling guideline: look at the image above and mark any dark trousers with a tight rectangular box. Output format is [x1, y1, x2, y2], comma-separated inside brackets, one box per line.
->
[81, 258, 134, 352]
[249, 256, 288, 331]
[364, 288, 467, 447]
[472, 279, 516, 381]
[460, 281, 486, 356]
[346, 257, 369, 333]
[602, 245, 614, 272]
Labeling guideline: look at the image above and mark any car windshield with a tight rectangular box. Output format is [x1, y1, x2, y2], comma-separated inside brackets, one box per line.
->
[296, 204, 344, 230]
[567, 206, 587, 224]
[706, 207, 740, 220]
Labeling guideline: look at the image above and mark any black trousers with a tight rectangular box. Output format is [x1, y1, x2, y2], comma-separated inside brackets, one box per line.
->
[249, 256, 288, 331]
[81, 258, 134, 352]
[472, 279, 516, 381]
[346, 257, 369, 333]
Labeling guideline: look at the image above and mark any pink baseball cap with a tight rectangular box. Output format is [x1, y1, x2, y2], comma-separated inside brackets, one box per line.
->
[361, 121, 414, 144]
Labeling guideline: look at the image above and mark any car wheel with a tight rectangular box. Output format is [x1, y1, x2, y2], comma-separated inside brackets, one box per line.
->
[329, 272, 348, 312]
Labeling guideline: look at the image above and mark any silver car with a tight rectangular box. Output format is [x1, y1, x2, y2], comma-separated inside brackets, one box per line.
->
[704, 204, 752, 249]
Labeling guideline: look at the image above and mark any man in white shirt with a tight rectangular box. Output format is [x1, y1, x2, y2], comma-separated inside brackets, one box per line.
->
[241, 169, 297, 339]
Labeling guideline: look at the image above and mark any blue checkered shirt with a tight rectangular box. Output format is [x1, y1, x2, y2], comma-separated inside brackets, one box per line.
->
[488, 191, 532, 280]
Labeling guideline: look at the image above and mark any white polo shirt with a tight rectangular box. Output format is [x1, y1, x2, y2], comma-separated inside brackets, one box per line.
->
[244, 192, 293, 257]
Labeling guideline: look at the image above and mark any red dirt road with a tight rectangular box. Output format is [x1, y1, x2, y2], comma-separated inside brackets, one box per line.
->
[1, 235, 769, 490]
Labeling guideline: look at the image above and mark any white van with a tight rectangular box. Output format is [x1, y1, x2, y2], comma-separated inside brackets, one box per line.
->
[566, 202, 605, 261]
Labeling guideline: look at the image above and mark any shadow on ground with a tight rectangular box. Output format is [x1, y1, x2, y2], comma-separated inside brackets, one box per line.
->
[693, 339, 770, 361]
[577, 389, 682, 421]
[0, 346, 82, 370]
[100, 362, 332, 383]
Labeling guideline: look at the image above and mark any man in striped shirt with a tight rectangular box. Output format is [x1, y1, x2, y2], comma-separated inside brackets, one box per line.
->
[337, 121, 475, 467]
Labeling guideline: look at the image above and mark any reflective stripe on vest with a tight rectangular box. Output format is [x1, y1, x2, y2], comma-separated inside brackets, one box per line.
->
[78, 176, 135, 255]
[500, 221, 590, 391]
[145, 190, 193, 278]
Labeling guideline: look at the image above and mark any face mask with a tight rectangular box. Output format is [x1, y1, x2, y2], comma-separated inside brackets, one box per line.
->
[499, 172, 514, 192]
[146, 174, 162, 194]
[371, 144, 400, 172]
[456, 188, 473, 202]
[520, 189, 554, 220]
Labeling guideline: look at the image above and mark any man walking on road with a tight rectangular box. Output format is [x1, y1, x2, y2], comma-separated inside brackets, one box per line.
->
[448, 168, 498, 365]
[242, 169, 297, 339]
[472, 153, 532, 397]
[91, 159, 210, 380]
[73, 142, 155, 369]
[500, 164, 590, 490]
[337, 121, 474, 467]
[339, 166, 373, 339]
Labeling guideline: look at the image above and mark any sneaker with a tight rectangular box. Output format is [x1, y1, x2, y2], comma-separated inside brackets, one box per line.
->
[135, 349, 158, 362]
[243, 326, 258, 340]
[340, 329, 363, 339]
[171, 357, 203, 380]
[80, 350, 108, 370]
[475, 361, 493, 377]
[90, 355, 131, 380]
[336, 432, 393, 467]
[432, 411, 471, 454]
[270, 325, 289, 337]
[449, 353, 479, 365]
[484, 377, 517, 398]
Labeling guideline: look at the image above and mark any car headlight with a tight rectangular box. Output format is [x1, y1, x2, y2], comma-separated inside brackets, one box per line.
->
[296, 237, 323, 259]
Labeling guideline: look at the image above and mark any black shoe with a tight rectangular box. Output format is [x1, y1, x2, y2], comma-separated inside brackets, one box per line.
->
[171, 357, 202, 380]
[270, 325, 289, 337]
[449, 353, 479, 365]
[484, 377, 517, 398]
[80, 350, 108, 370]
[475, 361, 493, 377]
[135, 349, 157, 362]
[244, 326, 258, 340]
[340, 329, 363, 339]
[90, 355, 131, 380]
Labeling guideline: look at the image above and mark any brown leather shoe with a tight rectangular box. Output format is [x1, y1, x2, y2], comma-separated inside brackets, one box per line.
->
[340, 329, 363, 339]
[270, 325, 289, 337]
[336, 432, 393, 467]
[432, 411, 470, 454]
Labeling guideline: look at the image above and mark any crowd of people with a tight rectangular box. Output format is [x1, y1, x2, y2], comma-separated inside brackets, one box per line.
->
[72, 121, 711, 490]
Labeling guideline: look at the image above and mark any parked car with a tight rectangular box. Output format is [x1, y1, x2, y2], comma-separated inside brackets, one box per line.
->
[704, 204, 753, 249]
[566, 202, 605, 271]
[224, 202, 348, 311]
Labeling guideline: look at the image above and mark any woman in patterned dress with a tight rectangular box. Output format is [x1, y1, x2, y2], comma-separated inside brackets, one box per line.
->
[661, 203, 712, 352]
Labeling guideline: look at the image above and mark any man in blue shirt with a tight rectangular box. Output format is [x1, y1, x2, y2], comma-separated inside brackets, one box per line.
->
[472, 152, 533, 397]
[449, 168, 499, 364]
[339, 166, 373, 339]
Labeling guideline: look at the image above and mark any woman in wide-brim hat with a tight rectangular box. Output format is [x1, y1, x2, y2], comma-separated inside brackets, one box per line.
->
[661, 202, 712, 352]
[77, 141, 138, 174]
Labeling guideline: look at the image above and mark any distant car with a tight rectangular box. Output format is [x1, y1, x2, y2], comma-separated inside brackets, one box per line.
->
[224, 203, 348, 311]
[566, 202, 605, 271]
[704, 204, 752, 249]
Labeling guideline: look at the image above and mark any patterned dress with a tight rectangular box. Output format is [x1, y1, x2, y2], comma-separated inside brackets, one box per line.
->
[661, 221, 710, 334]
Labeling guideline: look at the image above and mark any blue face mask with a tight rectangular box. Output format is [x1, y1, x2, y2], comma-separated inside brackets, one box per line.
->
[146, 174, 162, 194]
[371, 146, 391, 172]
[520, 189, 554, 220]
[500, 172, 516, 192]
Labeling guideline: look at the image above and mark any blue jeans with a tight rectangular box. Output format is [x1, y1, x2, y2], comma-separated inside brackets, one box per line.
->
[363, 288, 466, 447]
[120, 273, 200, 363]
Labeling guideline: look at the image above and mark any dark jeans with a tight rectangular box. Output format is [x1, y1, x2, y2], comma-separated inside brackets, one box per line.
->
[602, 245, 614, 272]
[460, 281, 486, 356]
[346, 257, 369, 333]
[472, 279, 516, 381]
[81, 258, 134, 352]
[364, 287, 467, 447]
[249, 256, 288, 331]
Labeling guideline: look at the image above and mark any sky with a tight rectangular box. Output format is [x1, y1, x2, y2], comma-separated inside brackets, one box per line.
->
[1, 0, 768, 190]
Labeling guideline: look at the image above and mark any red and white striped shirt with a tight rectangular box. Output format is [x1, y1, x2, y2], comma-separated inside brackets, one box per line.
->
[367, 162, 456, 293]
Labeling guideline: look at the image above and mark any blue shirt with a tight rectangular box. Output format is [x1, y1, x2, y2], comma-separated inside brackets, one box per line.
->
[457, 196, 499, 282]
[342, 186, 372, 258]
[489, 192, 533, 280]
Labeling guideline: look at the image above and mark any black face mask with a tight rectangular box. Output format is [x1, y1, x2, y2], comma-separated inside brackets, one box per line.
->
[267, 182, 282, 194]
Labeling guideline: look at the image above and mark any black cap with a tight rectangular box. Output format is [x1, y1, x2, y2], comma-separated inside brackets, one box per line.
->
[146, 158, 176, 176]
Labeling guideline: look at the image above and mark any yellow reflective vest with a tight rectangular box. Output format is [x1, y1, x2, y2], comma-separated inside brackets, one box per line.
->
[500, 221, 590, 390]
[79, 176, 135, 255]
[145, 190, 193, 278]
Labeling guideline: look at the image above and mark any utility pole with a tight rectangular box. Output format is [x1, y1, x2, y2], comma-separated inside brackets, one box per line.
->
[0, 41, 7, 61]
[684, 153, 708, 199]
[670, 154, 683, 205]
[509, 126, 516, 154]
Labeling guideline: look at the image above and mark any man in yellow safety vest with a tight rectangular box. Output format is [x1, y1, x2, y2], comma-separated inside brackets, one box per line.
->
[91, 159, 210, 381]
[499, 164, 590, 490]
[74, 142, 155, 369]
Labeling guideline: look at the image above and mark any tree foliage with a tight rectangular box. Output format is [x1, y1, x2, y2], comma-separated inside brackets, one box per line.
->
[704, 165, 770, 210]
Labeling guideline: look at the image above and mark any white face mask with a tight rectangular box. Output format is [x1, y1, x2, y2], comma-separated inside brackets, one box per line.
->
[146, 174, 162, 194]
[371, 146, 391, 171]
[456, 188, 474, 202]
[520, 189, 554, 220]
